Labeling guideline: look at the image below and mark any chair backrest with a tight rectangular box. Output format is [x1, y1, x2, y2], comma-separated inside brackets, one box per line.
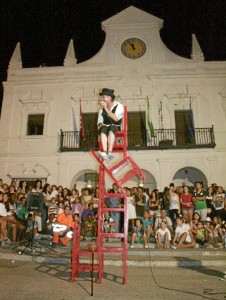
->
[113, 106, 127, 155]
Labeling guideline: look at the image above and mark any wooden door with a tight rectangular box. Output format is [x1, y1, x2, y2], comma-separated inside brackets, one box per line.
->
[83, 113, 98, 148]
[127, 112, 146, 147]
[174, 110, 195, 145]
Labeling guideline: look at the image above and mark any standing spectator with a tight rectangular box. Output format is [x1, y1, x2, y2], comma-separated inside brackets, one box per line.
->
[92, 187, 99, 215]
[32, 180, 42, 193]
[169, 187, 180, 227]
[70, 188, 79, 204]
[162, 187, 170, 215]
[180, 186, 194, 223]
[206, 186, 214, 218]
[19, 180, 28, 196]
[109, 187, 121, 233]
[212, 186, 226, 220]
[134, 187, 146, 218]
[192, 181, 207, 221]
[42, 183, 51, 206]
[57, 186, 63, 198]
[42, 183, 51, 230]
[50, 185, 58, 199]
[125, 187, 136, 232]
[81, 188, 93, 210]
[62, 188, 69, 200]
[211, 183, 218, 194]
[148, 190, 159, 220]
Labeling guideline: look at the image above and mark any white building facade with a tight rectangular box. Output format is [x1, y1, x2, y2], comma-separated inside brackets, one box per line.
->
[0, 6, 226, 192]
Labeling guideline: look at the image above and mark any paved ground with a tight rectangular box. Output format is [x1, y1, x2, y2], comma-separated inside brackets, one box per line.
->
[0, 259, 226, 300]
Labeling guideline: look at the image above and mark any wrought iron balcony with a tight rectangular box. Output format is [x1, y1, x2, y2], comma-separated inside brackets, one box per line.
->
[59, 127, 215, 152]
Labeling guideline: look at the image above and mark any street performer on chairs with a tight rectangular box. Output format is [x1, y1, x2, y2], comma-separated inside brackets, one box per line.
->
[98, 88, 124, 161]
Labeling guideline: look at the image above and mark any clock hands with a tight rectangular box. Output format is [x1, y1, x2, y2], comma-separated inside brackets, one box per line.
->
[128, 41, 136, 50]
[121, 38, 146, 59]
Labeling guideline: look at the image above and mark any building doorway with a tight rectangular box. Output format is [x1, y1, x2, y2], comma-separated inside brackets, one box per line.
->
[174, 110, 195, 145]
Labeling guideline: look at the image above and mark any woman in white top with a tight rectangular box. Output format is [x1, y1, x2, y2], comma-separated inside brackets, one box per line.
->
[125, 188, 136, 231]
[172, 217, 196, 249]
[169, 189, 180, 226]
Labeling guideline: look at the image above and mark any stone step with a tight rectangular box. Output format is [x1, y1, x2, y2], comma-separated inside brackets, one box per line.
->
[1, 239, 226, 268]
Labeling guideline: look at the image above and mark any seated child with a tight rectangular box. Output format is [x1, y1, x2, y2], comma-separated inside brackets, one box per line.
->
[212, 216, 224, 248]
[130, 219, 148, 249]
[57, 202, 64, 215]
[154, 204, 162, 220]
[72, 197, 84, 221]
[45, 213, 56, 236]
[103, 212, 115, 233]
[48, 198, 58, 218]
[82, 214, 97, 240]
[141, 210, 154, 241]
[195, 221, 207, 247]
[26, 213, 39, 239]
[73, 213, 80, 224]
[155, 220, 171, 249]
[103, 212, 115, 242]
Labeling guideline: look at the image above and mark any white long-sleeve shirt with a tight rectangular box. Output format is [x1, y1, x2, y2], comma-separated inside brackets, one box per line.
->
[0, 202, 7, 217]
[97, 101, 124, 126]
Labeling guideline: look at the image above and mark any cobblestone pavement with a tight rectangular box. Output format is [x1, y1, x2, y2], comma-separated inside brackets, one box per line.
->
[0, 259, 226, 300]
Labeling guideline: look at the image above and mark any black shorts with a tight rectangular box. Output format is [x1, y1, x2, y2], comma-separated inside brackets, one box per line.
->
[98, 124, 120, 136]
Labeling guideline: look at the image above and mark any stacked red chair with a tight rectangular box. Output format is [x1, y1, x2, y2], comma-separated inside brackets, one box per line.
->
[71, 106, 145, 285]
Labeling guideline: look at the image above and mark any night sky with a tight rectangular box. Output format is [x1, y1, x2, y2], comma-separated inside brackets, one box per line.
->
[0, 0, 225, 112]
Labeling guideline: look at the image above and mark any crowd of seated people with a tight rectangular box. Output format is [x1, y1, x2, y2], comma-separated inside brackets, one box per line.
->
[0, 178, 225, 249]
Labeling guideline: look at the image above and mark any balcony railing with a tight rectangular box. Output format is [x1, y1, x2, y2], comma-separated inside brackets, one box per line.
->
[59, 127, 215, 152]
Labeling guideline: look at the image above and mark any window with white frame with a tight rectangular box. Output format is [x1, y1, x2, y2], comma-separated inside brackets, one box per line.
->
[27, 114, 45, 135]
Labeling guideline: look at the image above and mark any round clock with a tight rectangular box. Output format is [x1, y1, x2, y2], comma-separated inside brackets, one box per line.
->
[121, 38, 146, 59]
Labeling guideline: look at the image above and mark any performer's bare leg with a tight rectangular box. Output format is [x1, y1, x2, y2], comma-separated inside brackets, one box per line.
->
[100, 133, 108, 152]
[107, 131, 115, 152]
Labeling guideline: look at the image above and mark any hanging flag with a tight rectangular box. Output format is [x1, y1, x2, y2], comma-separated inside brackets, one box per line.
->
[80, 100, 85, 140]
[188, 109, 195, 140]
[147, 97, 155, 138]
[188, 98, 195, 141]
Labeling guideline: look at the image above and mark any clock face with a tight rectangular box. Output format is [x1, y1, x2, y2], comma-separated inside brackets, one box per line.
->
[121, 38, 146, 59]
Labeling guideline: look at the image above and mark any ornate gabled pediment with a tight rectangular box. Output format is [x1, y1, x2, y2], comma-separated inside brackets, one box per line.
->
[102, 6, 163, 29]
